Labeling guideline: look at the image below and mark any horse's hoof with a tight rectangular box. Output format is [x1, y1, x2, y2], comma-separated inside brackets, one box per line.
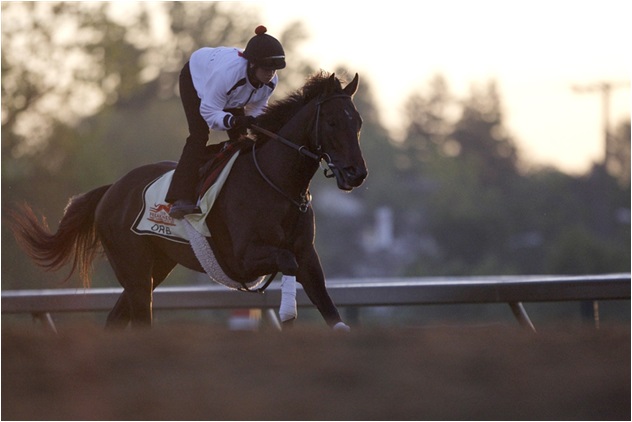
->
[333, 322, 351, 332]
[281, 317, 296, 326]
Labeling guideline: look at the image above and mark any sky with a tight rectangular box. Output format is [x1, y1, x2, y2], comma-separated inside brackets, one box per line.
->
[254, 0, 630, 174]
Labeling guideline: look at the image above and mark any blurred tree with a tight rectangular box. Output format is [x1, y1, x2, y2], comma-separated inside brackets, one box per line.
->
[450, 80, 520, 187]
[1, 2, 148, 166]
[398, 78, 525, 275]
[546, 225, 626, 274]
[397, 74, 453, 171]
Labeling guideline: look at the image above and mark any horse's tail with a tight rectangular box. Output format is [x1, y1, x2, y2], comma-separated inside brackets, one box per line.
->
[6, 185, 112, 288]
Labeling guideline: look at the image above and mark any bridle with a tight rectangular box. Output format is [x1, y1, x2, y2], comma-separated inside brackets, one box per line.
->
[250, 92, 353, 212]
[309, 93, 354, 175]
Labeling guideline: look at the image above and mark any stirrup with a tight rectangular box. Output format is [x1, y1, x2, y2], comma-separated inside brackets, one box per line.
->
[169, 201, 201, 219]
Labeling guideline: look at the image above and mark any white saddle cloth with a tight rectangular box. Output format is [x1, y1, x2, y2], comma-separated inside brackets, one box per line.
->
[131, 152, 240, 243]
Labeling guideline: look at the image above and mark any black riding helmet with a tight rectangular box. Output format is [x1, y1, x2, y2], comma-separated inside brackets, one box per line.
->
[242, 25, 286, 70]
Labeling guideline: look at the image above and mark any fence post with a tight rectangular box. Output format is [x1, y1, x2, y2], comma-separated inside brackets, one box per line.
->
[32, 312, 58, 334]
[508, 302, 536, 332]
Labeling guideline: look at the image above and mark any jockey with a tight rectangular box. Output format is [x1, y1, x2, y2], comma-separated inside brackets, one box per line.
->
[167, 25, 286, 218]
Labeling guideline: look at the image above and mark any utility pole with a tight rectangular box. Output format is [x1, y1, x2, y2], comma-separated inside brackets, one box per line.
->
[571, 81, 628, 324]
[572, 81, 629, 167]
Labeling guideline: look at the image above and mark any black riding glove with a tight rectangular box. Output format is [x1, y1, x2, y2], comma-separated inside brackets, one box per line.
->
[230, 115, 256, 129]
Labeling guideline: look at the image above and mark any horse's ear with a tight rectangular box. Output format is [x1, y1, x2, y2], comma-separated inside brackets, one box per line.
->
[343, 73, 359, 97]
[326, 73, 337, 94]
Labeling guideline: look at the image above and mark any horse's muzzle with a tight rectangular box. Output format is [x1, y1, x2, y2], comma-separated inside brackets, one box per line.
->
[338, 165, 368, 191]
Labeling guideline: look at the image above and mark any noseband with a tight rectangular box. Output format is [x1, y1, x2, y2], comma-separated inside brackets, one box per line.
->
[250, 92, 354, 211]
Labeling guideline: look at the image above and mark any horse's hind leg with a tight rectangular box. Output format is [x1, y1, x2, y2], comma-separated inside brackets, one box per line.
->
[106, 292, 132, 329]
[99, 235, 156, 327]
[105, 249, 176, 329]
[105, 272, 153, 328]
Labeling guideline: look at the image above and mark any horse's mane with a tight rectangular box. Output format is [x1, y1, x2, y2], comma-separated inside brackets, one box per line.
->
[253, 71, 345, 141]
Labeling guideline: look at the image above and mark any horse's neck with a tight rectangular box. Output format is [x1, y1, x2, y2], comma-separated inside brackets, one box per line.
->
[257, 131, 319, 195]
[254, 101, 320, 194]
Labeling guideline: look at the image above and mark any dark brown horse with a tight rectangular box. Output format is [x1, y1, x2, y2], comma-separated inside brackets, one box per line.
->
[7, 72, 367, 330]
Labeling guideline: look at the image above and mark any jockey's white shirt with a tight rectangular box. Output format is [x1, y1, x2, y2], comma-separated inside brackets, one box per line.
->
[189, 47, 277, 131]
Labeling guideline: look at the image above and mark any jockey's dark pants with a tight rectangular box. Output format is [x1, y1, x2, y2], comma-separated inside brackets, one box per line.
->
[165, 62, 245, 204]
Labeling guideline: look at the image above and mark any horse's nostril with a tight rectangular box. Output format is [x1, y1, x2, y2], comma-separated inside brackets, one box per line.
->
[344, 167, 357, 177]
[344, 166, 367, 182]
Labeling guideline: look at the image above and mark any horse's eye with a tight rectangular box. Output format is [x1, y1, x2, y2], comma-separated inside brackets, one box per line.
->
[327, 119, 336, 128]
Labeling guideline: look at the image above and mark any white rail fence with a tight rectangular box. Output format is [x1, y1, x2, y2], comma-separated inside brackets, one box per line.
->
[2, 274, 629, 332]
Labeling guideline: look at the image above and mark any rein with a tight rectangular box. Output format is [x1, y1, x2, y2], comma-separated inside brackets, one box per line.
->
[251, 124, 320, 161]
[249, 93, 352, 212]
[251, 139, 312, 213]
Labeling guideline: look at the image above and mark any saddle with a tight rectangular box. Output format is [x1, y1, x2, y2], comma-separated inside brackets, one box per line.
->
[196, 138, 253, 199]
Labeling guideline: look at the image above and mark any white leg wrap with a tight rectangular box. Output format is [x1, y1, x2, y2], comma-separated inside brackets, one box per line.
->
[333, 322, 351, 332]
[279, 275, 297, 322]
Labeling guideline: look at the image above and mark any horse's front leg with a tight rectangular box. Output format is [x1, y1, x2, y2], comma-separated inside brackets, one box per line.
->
[240, 239, 298, 275]
[241, 244, 299, 324]
[296, 247, 349, 331]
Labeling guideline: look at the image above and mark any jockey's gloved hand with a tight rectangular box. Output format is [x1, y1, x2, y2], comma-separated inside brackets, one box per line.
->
[230, 115, 256, 129]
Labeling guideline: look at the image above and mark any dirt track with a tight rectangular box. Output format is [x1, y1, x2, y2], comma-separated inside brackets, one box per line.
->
[2, 322, 630, 420]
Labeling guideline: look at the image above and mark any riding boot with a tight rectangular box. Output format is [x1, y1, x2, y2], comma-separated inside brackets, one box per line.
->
[166, 139, 206, 218]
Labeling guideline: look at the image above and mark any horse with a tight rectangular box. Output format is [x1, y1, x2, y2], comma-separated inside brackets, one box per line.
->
[7, 71, 367, 330]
